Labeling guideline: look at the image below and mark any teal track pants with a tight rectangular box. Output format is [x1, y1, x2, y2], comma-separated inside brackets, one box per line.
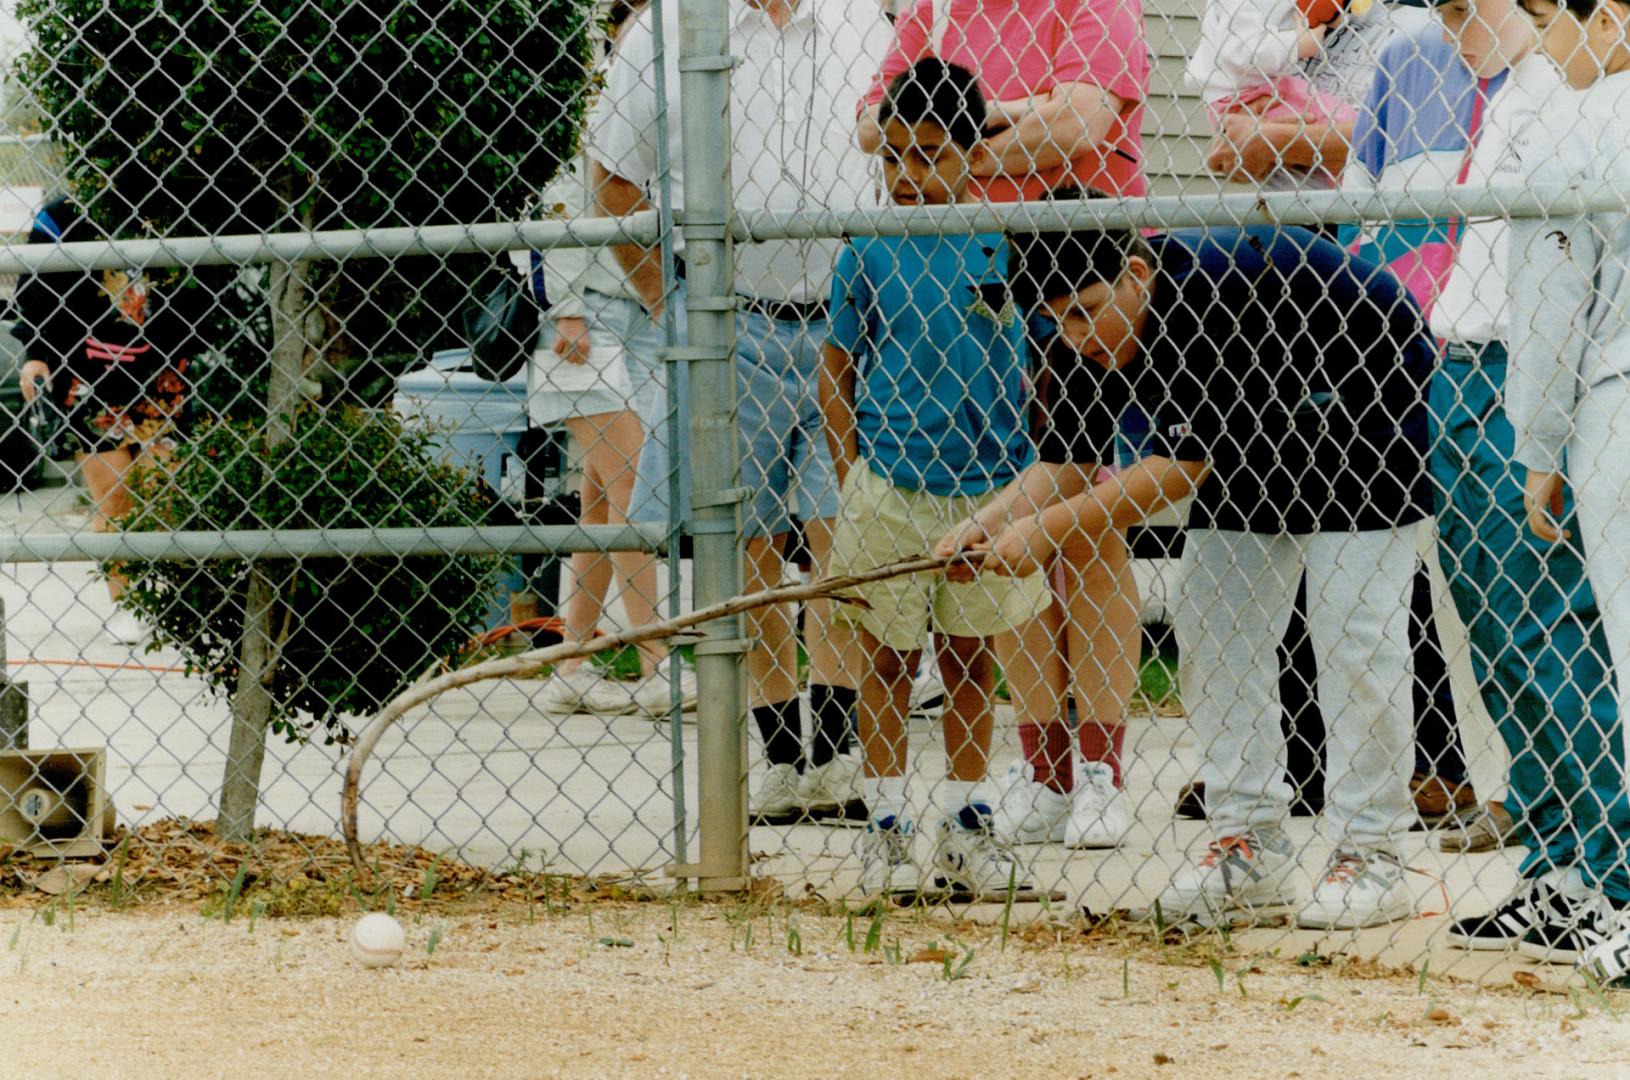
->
[1432, 342, 1630, 901]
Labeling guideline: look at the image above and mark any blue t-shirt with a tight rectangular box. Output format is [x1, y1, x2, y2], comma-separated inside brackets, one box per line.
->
[826, 233, 1035, 496]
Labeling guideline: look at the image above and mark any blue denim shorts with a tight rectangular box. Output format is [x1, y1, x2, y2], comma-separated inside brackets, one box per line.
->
[628, 290, 839, 538]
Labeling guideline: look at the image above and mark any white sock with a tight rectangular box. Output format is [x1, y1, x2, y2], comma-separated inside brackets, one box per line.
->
[863, 775, 908, 824]
[1558, 864, 1593, 902]
[939, 779, 988, 822]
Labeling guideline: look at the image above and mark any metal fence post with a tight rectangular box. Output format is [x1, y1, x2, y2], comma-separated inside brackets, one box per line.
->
[676, 0, 747, 893]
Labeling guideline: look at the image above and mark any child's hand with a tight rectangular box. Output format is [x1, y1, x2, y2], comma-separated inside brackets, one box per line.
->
[975, 520, 1054, 579]
[1524, 469, 1571, 543]
[935, 517, 992, 583]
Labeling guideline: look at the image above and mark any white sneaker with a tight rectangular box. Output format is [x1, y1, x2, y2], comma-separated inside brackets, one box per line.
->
[581, 666, 698, 717]
[1153, 830, 1297, 922]
[1579, 916, 1630, 987]
[933, 807, 1027, 898]
[859, 816, 921, 897]
[749, 762, 805, 824]
[1065, 762, 1130, 849]
[798, 756, 862, 818]
[1296, 849, 1413, 930]
[908, 662, 946, 719]
[106, 607, 147, 645]
[992, 762, 1070, 844]
[538, 666, 606, 715]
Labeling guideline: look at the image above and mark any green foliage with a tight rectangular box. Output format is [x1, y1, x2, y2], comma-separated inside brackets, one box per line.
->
[17, 0, 594, 390]
[117, 409, 505, 742]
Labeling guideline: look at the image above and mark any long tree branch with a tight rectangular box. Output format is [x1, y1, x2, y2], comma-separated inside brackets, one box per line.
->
[342, 554, 964, 876]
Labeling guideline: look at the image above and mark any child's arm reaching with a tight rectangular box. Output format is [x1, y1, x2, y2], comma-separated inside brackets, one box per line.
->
[945, 456, 1209, 579]
[935, 461, 1096, 577]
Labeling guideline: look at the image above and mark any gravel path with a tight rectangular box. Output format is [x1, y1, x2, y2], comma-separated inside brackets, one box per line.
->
[1, 900, 1622, 1078]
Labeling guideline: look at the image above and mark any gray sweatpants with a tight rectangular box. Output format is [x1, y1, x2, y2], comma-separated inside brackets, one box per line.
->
[1177, 525, 1419, 850]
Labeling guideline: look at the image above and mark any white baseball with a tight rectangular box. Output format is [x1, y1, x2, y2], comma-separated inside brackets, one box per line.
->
[350, 913, 406, 969]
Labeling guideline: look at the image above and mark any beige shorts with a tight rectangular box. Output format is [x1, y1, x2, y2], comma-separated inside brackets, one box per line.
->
[828, 462, 1050, 651]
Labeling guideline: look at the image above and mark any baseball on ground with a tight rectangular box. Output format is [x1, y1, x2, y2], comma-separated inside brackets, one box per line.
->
[350, 913, 406, 969]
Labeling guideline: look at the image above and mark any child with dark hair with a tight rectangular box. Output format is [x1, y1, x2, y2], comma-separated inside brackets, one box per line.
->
[1507, 0, 1630, 984]
[940, 205, 1436, 928]
[820, 58, 1049, 899]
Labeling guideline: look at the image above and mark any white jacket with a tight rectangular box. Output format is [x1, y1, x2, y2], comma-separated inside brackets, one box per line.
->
[1187, 0, 1308, 103]
[1506, 70, 1630, 473]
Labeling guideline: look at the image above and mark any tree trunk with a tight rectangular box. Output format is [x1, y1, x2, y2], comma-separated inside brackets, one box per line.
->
[217, 201, 313, 844]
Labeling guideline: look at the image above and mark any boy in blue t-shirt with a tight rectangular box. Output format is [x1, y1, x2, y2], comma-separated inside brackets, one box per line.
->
[820, 58, 1050, 899]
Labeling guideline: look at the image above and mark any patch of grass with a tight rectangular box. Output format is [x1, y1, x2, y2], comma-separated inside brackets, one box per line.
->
[1137, 647, 1182, 712]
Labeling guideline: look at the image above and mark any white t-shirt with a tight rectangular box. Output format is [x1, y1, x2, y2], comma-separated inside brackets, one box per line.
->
[1431, 50, 1562, 345]
[589, 0, 894, 303]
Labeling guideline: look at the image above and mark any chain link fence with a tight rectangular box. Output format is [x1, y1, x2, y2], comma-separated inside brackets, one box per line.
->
[1, 0, 1627, 988]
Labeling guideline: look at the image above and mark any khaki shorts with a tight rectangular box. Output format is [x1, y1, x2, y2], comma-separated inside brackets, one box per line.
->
[828, 462, 1050, 651]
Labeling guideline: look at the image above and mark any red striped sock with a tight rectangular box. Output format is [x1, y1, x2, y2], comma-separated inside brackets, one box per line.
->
[1019, 721, 1074, 795]
[1079, 721, 1127, 789]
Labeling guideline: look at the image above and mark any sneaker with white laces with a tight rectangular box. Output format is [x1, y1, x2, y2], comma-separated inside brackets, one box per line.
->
[1296, 849, 1413, 930]
[908, 662, 946, 719]
[1444, 872, 1561, 952]
[1517, 891, 1624, 964]
[580, 666, 698, 717]
[106, 607, 147, 645]
[538, 666, 606, 715]
[749, 763, 805, 825]
[799, 756, 864, 819]
[933, 805, 1029, 899]
[992, 762, 1070, 844]
[859, 816, 921, 897]
[1065, 761, 1130, 850]
[1152, 830, 1297, 922]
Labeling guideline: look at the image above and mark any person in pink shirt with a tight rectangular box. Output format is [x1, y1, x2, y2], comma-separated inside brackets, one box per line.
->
[859, 0, 1150, 201]
[854, 0, 1153, 853]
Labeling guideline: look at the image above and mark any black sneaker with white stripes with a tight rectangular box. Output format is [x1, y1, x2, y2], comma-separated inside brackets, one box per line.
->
[1517, 891, 1627, 965]
[1444, 875, 1555, 952]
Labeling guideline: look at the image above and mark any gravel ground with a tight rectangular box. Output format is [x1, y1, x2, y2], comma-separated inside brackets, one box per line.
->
[2, 900, 1624, 1078]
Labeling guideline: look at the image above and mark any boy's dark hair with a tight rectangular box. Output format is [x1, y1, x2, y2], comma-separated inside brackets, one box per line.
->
[1006, 186, 1156, 308]
[878, 58, 987, 149]
[1517, 0, 1623, 18]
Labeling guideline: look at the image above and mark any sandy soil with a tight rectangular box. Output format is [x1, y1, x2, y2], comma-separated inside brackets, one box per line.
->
[2, 900, 1625, 1079]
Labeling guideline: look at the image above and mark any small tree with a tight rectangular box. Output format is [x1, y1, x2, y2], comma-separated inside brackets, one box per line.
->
[20, 0, 593, 840]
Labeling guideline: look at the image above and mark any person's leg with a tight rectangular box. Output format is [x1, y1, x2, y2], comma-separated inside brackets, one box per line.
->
[1408, 560, 1473, 816]
[1155, 527, 1301, 917]
[799, 516, 861, 767]
[1559, 383, 1630, 908]
[744, 530, 802, 751]
[587, 408, 667, 674]
[935, 632, 996, 798]
[554, 416, 616, 675]
[1430, 347, 1590, 884]
[1302, 526, 1416, 852]
[996, 596, 1071, 792]
[1060, 526, 1141, 790]
[1277, 573, 1327, 814]
[858, 628, 919, 804]
[80, 447, 136, 600]
[1184, 529, 1301, 836]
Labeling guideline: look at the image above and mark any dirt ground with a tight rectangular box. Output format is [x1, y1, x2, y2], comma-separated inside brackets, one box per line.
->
[2, 898, 1625, 1079]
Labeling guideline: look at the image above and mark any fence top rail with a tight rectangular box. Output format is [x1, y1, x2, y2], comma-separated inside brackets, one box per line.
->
[0, 183, 1620, 272]
[0, 524, 669, 564]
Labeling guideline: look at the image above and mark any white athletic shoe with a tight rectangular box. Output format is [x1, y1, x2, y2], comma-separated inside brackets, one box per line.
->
[750, 763, 804, 823]
[1064, 762, 1130, 849]
[859, 816, 921, 897]
[1296, 849, 1413, 930]
[1580, 916, 1630, 987]
[933, 807, 1026, 898]
[106, 607, 147, 646]
[992, 762, 1070, 844]
[798, 756, 862, 817]
[538, 666, 605, 714]
[908, 662, 946, 719]
[1152, 829, 1297, 922]
[586, 666, 698, 717]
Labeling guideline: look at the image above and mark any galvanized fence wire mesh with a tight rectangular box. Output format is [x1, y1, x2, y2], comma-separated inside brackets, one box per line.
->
[1, 0, 1628, 989]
